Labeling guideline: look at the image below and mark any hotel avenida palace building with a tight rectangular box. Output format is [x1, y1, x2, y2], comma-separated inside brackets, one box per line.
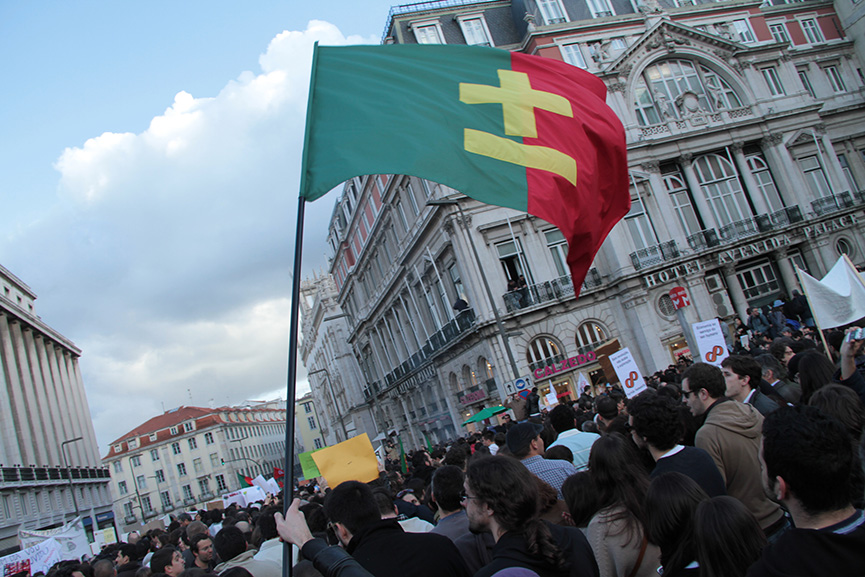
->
[300, 0, 865, 447]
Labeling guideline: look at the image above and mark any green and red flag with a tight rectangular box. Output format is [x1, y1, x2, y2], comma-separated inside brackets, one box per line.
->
[236, 472, 253, 488]
[299, 44, 629, 294]
[398, 435, 408, 475]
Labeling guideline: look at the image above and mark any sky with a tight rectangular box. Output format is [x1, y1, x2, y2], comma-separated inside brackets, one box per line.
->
[0, 0, 398, 454]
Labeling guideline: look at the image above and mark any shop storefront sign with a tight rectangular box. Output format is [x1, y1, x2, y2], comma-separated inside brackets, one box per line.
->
[803, 213, 858, 238]
[533, 351, 596, 380]
[459, 389, 488, 405]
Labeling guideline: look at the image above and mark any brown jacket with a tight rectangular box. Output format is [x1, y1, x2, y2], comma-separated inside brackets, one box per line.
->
[504, 395, 529, 421]
[695, 399, 783, 530]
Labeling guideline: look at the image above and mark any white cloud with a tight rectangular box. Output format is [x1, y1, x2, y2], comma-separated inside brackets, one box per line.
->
[4, 20, 376, 453]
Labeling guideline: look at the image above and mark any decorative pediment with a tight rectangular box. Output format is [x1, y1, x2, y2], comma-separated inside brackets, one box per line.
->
[605, 20, 742, 77]
[786, 126, 825, 148]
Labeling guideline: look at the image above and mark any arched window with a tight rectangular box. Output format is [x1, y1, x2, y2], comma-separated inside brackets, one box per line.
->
[694, 153, 752, 227]
[478, 356, 494, 384]
[633, 59, 743, 126]
[575, 321, 608, 355]
[449, 372, 459, 393]
[462, 365, 478, 387]
[527, 336, 565, 371]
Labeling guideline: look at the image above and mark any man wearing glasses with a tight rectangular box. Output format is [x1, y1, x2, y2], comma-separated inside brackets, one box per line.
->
[681, 363, 788, 542]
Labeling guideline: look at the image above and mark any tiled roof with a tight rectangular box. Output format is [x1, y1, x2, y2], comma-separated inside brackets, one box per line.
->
[102, 405, 286, 461]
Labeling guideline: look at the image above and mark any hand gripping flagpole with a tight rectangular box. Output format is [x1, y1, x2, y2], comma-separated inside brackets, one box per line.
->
[282, 41, 319, 577]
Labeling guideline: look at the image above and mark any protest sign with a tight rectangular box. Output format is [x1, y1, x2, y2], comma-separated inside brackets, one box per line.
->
[609, 348, 646, 398]
[692, 318, 729, 367]
[311, 433, 378, 487]
[1, 538, 62, 576]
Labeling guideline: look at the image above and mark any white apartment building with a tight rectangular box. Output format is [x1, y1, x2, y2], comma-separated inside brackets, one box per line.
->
[102, 404, 286, 530]
[0, 264, 112, 554]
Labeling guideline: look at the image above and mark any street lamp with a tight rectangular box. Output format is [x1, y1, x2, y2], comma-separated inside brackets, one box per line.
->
[61, 436, 84, 516]
[427, 198, 521, 381]
[307, 367, 349, 441]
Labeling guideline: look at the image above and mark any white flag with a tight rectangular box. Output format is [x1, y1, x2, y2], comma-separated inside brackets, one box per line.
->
[798, 256, 865, 329]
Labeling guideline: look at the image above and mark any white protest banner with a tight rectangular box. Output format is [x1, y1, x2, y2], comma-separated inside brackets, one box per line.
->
[222, 490, 246, 508]
[265, 478, 281, 495]
[609, 348, 647, 398]
[250, 475, 268, 493]
[18, 517, 89, 563]
[544, 391, 558, 408]
[1, 538, 63, 576]
[692, 318, 729, 367]
[240, 485, 267, 505]
[576, 372, 591, 395]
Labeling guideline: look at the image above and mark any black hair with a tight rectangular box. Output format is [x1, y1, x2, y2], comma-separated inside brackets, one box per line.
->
[561, 471, 597, 528]
[720, 355, 762, 391]
[323, 481, 382, 535]
[583, 433, 650, 546]
[548, 404, 577, 434]
[256, 506, 280, 541]
[769, 338, 796, 365]
[372, 488, 396, 517]
[149, 547, 178, 575]
[627, 390, 683, 452]
[212, 527, 247, 563]
[543, 445, 573, 463]
[763, 405, 852, 515]
[188, 533, 209, 556]
[645, 473, 709, 576]
[466, 456, 566, 572]
[681, 363, 725, 398]
[431, 465, 464, 512]
[694, 497, 765, 577]
[795, 350, 836, 403]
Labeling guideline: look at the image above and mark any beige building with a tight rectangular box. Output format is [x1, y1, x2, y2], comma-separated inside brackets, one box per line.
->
[301, 0, 865, 450]
[294, 392, 327, 455]
[102, 404, 286, 530]
[0, 264, 111, 554]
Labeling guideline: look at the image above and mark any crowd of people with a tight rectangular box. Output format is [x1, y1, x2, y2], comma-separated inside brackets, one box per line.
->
[35, 320, 865, 577]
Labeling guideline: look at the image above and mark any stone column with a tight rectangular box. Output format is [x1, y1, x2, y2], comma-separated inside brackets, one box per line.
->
[819, 128, 850, 194]
[680, 154, 718, 230]
[10, 323, 46, 466]
[440, 376, 462, 439]
[23, 329, 59, 466]
[722, 264, 750, 318]
[53, 346, 87, 465]
[760, 134, 800, 207]
[0, 314, 24, 465]
[775, 248, 801, 295]
[731, 142, 770, 215]
[36, 335, 74, 463]
[398, 397, 420, 450]
[641, 161, 686, 246]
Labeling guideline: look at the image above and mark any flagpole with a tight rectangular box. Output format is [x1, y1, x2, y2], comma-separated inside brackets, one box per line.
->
[282, 41, 319, 577]
[795, 265, 832, 359]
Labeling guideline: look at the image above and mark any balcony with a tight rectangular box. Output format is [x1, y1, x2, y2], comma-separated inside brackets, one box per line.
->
[687, 229, 720, 251]
[0, 465, 110, 486]
[756, 206, 804, 231]
[812, 192, 854, 216]
[502, 269, 601, 312]
[718, 217, 759, 242]
[376, 309, 477, 395]
[630, 241, 680, 270]
[124, 514, 138, 524]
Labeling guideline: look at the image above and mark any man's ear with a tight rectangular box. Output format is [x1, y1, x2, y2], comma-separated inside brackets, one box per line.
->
[774, 476, 789, 502]
[335, 522, 352, 546]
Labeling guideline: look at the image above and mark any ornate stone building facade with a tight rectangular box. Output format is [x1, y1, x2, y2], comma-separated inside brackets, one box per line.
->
[300, 0, 865, 448]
